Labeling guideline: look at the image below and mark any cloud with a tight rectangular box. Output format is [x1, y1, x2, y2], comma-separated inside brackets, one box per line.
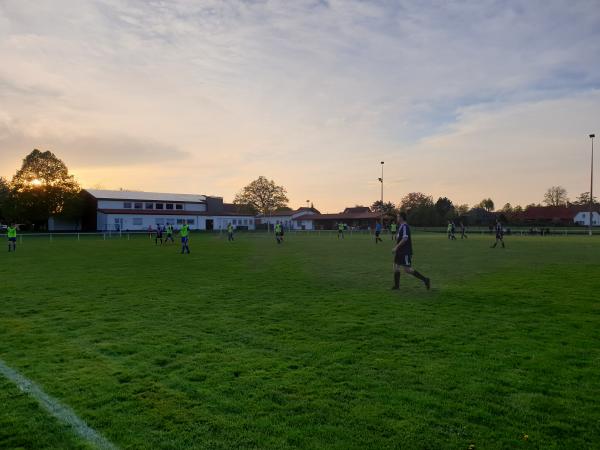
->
[0, 0, 599, 210]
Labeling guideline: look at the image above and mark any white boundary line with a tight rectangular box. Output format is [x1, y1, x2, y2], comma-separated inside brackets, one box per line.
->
[0, 358, 117, 450]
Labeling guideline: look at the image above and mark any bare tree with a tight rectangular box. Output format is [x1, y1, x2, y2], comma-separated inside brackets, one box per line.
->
[543, 186, 569, 206]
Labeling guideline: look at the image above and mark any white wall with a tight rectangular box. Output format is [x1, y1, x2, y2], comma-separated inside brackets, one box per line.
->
[96, 213, 255, 231]
[574, 212, 600, 226]
[99, 214, 202, 231]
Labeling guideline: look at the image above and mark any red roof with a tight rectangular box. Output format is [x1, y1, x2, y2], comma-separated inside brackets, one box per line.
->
[299, 211, 380, 221]
[519, 206, 597, 221]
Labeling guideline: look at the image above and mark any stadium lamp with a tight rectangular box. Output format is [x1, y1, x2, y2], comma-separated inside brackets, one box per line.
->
[380, 162, 384, 225]
[589, 134, 595, 236]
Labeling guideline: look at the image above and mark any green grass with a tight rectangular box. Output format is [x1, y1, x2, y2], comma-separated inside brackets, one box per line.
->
[1, 232, 599, 449]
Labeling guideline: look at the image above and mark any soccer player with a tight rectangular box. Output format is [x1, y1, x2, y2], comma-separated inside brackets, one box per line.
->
[491, 219, 505, 248]
[337, 222, 344, 239]
[165, 224, 174, 244]
[392, 212, 430, 290]
[447, 221, 457, 240]
[274, 223, 282, 244]
[460, 221, 467, 239]
[155, 225, 163, 245]
[227, 223, 234, 242]
[180, 222, 191, 254]
[7, 224, 17, 252]
[375, 222, 383, 243]
[390, 221, 397, 240]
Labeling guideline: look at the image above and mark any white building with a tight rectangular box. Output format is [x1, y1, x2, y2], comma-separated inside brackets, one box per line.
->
[83, 189, 255, 231]
[573, 210, 600, 226]
[256, 207, 320, 230]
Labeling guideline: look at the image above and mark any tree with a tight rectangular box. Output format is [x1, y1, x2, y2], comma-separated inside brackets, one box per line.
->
[0, 177, 9, 221]
[543, 186, 569, 206]
[574, 192, 599, 206]
[455, 204, 469, 217]
[501, 203, 513, 214]
[233, 176, 289, 215]
[478, 198, 495, 212]
[9, 149, 82, 227]
[400, 192, 434, 211]
[371, 200, 398, 222]
[435, 197, 455, 224]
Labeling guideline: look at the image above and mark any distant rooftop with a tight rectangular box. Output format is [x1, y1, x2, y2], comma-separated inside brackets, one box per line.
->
[85, 189, 207, 203]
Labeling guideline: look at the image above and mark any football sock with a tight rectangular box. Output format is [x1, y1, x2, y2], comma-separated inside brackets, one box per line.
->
[412, 270, 427, 282]
[394, 272, 400, 288]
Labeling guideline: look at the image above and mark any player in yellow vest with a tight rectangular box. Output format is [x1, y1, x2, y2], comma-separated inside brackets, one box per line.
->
[390, 222, 397, 240]
[7, 224, 17, 252]
[227, 223, 234, 242]
[275, 223, 282, 244]
[180, 222, 190, 254]
[337, 223, 344, 239]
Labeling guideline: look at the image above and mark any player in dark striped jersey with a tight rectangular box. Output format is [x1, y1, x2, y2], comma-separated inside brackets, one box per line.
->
[491, 219, 505, 248]
[392, 212, 431, 290]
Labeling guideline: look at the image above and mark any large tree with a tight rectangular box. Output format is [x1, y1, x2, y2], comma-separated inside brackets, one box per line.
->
[573, 191, 598, 206]
[233, 176, 289, 215]
[400, 192, 434, 211]
[543, 186, 569, 207]
[9, 149, 82, 226]
[478, 198, 495, 212]
[371, 200, 398, 222]
[0, 177, 10, 221]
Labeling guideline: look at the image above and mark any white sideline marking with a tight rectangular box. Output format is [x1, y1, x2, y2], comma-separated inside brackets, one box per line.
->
[0, 358, 117, 450]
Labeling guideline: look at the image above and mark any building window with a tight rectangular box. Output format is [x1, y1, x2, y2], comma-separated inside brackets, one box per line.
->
[145, 203, 154, 209]
[155, 203, 164, 210]
[175, 204, 183, 210]
[132, 218, 143, 226]
[166, 203, 174, 210]
[177, 219, 195, 225]
[249, 219, 254, 225]
[123, 202, 132, 209]
[134, 202, 143, 209]
[243, 219, 248, 225]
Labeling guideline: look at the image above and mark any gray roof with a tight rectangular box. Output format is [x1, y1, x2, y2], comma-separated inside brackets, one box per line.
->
[85, 189, 206, 203]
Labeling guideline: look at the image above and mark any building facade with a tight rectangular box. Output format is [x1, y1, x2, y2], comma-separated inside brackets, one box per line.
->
[82, 190, 255, 231]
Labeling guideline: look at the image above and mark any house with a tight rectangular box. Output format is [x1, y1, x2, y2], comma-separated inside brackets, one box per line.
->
[518, 206, 599, 226]
[256, 207, 320, 230]
[573, 210, 600, 226]
[82, 189, 256, 231]
[299, 206, 381, 230]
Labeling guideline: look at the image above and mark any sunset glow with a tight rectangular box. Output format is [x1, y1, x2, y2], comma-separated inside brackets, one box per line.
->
[0, 1, 599, 211]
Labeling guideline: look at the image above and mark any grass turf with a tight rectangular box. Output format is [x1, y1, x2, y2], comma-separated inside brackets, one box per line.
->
[1, 232, 599, 449]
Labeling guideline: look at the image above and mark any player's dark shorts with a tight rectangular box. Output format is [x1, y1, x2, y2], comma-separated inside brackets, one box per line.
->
[8, 237, 16, 242]
[375, 231, 381, 237]
[496, 233, 503, 239]
[394, 252, 412, 266]
[181, 236, 188, 244]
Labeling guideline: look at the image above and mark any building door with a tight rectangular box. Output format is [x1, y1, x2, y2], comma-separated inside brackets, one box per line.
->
[114, 218, 123, 231]
[206, 219, 214, 231]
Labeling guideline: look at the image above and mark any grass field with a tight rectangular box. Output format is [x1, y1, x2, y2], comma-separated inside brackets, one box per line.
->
[1, 232, 599, 449]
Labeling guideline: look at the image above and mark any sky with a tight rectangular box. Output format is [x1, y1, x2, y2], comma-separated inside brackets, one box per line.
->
[0, 0, 599, 212]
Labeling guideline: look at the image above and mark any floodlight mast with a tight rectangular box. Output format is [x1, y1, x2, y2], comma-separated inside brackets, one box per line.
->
[590, 133, 595, 236]
[380, 161, 384, 226]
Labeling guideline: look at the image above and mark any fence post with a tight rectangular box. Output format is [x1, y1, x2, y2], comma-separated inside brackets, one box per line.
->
[127, 233, 130, 240]
[50, 234, 53, 242]
[103, 233, 106, 240]
[77, 233, 80, 241]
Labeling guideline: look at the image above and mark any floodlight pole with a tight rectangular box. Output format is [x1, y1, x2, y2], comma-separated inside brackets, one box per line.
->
[380, 161, 384, 226]
[590, 133, 595, 236]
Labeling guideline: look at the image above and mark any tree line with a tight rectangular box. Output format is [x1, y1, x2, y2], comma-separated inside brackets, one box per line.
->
[2, 150, 597, 228]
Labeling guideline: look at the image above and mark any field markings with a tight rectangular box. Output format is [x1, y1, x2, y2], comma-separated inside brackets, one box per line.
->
[0, 358, 117, 450]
